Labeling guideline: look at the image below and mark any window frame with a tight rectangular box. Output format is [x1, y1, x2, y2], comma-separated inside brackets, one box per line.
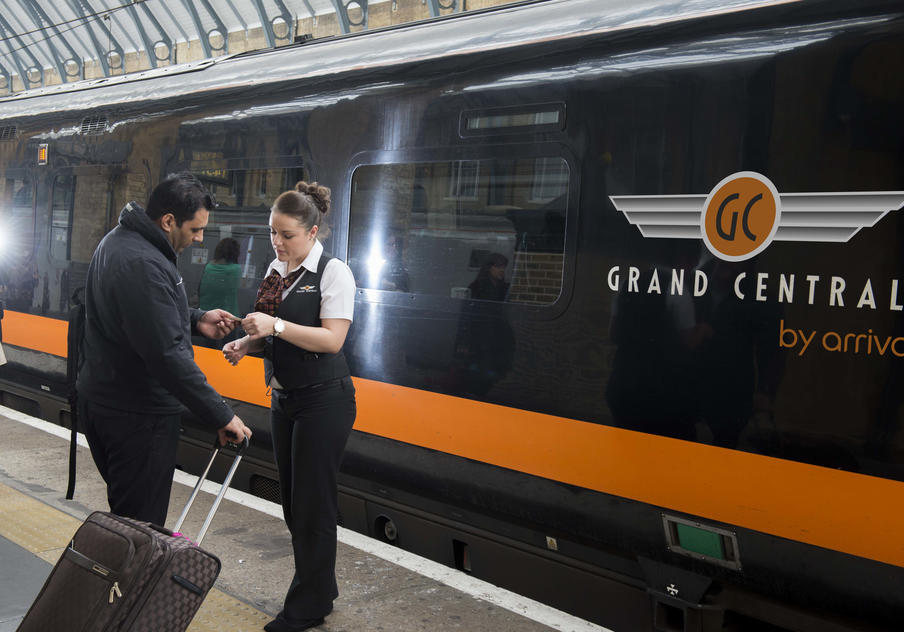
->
[529, 156, 569, 203]
[444, 159, 480, 201]
[343, 144, 579, 321]
[2, 169, 38, 264]
[162, 153, 309, 320]
[49, 172, 77, 263]
[459, 102, 566, 138]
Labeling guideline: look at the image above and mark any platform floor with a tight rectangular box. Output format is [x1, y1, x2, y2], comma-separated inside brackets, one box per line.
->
[0, 407, 605, 632]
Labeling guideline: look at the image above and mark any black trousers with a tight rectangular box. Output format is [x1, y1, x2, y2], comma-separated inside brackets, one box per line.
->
[270, 376, 356, 621]
[79, 398, 181, 525]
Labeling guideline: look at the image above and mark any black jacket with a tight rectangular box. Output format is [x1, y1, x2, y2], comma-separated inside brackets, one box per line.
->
[77, 203, 234, 428]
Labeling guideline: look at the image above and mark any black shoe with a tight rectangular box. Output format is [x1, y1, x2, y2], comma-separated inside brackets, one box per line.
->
[263, 616, 325, 632]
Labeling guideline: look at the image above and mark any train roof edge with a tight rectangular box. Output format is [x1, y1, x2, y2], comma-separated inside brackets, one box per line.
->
[0, 0, 807, 123]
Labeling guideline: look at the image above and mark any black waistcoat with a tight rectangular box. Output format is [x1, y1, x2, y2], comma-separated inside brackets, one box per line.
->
[263, 254, 350, 390]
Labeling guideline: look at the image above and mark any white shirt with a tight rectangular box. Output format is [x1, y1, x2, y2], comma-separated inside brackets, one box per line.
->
[264, 240, 355, 322]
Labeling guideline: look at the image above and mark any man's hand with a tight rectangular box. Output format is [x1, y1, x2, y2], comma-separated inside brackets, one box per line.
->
[218, 415, 252, 447]
[198, 309, 241, 339]
[223, 337, 249, 366]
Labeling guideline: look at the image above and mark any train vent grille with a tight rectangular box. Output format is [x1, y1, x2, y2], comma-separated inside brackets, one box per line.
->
[80, 115, 108, 135]
[0, 124, 18, 141]
[249, 474, 281, 504]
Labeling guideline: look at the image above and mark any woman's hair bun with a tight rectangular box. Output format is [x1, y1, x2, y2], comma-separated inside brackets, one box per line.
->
[295, 180, 331, 216]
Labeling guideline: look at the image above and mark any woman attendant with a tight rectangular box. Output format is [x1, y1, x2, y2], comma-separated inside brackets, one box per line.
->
[224, 181, 356, 632]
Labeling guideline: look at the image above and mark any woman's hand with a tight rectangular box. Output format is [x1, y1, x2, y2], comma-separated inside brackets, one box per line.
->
[223, 337, 249, 365]
[241, 312, 277, 340]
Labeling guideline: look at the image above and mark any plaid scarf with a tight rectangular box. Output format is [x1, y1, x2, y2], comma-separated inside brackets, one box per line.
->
[254, 267, 304, 316]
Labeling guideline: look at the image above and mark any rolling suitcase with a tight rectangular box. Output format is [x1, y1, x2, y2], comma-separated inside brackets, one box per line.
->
[18, 437, 248, 632]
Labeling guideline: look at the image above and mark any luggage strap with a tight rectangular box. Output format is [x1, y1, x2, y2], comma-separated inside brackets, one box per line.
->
[65, 289, 86, 500]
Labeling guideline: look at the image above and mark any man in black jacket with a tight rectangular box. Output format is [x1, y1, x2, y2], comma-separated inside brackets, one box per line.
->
[77, 172, 252, 524]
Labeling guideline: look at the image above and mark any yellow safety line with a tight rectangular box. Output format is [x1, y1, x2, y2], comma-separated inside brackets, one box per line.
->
[0, 482, 270, 632]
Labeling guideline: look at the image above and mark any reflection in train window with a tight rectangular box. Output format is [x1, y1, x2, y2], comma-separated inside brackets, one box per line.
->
[348, 157, 568, 305]
[0, 175, 36, 313]
[50, 175, 76, 262]
[178, 167, 306, 326]
[47, 170, 114, 317]
[530, 158, 568, 202]
[447, 160, 479, 200]
[1, 175, 35, 262]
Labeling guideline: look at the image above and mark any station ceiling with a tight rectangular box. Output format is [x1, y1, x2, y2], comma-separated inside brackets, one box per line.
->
[0, 0, 460, 92]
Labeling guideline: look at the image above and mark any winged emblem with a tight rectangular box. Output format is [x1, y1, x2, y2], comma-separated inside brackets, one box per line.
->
[609, 171, 904, 261]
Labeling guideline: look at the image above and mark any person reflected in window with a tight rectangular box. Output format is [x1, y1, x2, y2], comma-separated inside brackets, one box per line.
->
[199, 237, 241, 316]
[468, 252, 509, 301]
[454, 253, 514, 398]
[380, 234, 409, 292]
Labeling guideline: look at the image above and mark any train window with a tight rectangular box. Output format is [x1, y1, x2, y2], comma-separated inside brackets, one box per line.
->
[0, 175, 37, 312]
[447, 160, 479, 200]
[530, 158, 568, 202]
[348, 157, 568, 305]
[0, 175, 35, 262]
[180, 166, 306, 336]
[461, 103, 565, 136]
[50, 175, 76, 262]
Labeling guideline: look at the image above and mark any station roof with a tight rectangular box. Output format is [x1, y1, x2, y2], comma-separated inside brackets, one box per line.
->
[0, 0, 413, 92]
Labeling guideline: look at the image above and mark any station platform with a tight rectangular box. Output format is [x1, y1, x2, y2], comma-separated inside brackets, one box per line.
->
[0, 407, 606, 632]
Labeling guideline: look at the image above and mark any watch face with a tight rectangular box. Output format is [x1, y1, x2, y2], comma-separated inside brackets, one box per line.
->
[274, 319, 284, 333]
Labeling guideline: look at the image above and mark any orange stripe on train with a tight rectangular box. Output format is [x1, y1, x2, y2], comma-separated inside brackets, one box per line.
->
[5, 310, 904, 568]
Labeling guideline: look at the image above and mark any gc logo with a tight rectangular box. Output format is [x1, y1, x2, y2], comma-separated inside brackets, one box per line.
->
[610, 173, 904, 262]
[702, 171, 781, 261]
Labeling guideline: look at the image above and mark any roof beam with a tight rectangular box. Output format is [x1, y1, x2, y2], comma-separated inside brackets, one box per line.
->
[269, 0, 295, 46]
[249, 0, 275, 47]
[125, 1, 157, 68]
[330, 0, 369, 34]
[0, 62, 13, 95]
[426, 0, 459, 17]
[0, 10, 44, 87]
[248, 0, 294, 48]
[175, 0, 212, 58]
[222, 0, 249, 31]
[137, 0, 173, 65]
[64, 0, 125, 76]
[154, 1, 191, 45]
[0, 22, 30, 88]
[104, 6, 140, 54]
[79, 0, 128, 73]
[197, 0, 230, 55]
[300, 0, 317, 21]
[20, 0, 83, 82]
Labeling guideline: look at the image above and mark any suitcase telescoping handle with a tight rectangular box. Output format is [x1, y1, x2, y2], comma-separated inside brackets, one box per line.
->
[172, 436, 249, 546]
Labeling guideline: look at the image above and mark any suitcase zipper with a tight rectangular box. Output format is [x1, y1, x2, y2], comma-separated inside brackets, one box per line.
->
[108, 581, 122, 604]
[115, 538, 174, 631]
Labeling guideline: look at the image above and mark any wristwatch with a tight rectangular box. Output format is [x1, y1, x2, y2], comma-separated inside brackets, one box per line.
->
[273, 317, 285, 337]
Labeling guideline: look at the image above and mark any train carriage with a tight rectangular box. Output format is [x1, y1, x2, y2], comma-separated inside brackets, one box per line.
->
[1, 0, 903, 629]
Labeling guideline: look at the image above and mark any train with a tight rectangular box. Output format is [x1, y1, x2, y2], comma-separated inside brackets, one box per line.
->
[1, 0, 903, 629]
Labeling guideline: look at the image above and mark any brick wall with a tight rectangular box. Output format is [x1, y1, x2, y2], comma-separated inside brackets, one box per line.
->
[508, 252, 564, 305]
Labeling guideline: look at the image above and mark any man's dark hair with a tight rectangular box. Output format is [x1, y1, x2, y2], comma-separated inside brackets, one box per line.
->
[146, 172, 215, 226]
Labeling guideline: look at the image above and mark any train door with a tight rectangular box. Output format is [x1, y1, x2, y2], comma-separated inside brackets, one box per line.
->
[164, 117, 311, 346]
[0, 170, 37, 315]
[43, 168, 122, 319]
[160, 117, 312, 465]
